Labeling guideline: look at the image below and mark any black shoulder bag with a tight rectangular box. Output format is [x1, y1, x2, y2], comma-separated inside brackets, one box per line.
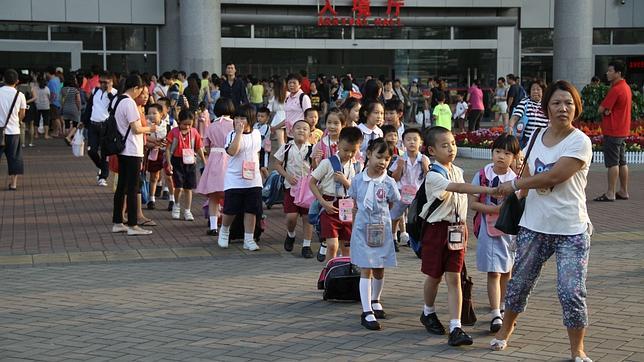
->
[494, 127, 542, 235]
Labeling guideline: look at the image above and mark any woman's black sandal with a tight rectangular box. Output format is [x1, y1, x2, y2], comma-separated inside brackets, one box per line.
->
[490, 316, 503, 333]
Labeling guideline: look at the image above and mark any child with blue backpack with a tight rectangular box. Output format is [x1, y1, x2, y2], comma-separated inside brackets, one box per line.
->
[348, 137, 401, 331]
[309, 127, 363, 262]
[418, 126, 497, 346]
[274, 119, 314, 258]
[468, 133, 519, 333]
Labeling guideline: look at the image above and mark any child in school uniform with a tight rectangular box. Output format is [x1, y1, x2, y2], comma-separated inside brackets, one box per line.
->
[145, 103, 167, 210]
[311, 108, 345, 168]
[196, 98, 236, 236]
[254, 106, 271, 181]
[384, 99, 406, 152]
[453, 94, 468, 134]
[348, 137, 401, 331]
[217, 104, 263, 251]
[156, 97, 176, 209]
[357, 102, 385, 155]
[389, 128, 430, 250]
[196, 101, 210, 139]
[310, 127, 363, 261]
[274, 120, 315, 258]
[166, 109, 207, 221]
[419, 126, 497, 346]
[380, 125, 401, 159]
[469, 133, 520, 333]
[304, 108, 324, 145]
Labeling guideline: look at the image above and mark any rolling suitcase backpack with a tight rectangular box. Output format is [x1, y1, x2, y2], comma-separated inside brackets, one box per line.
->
[317, 257, 361, 301]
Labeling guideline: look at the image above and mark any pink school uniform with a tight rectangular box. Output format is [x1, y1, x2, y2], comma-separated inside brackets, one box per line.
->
[196, 116, 234, 195]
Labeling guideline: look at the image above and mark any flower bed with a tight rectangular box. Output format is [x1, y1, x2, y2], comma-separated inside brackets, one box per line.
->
[455, 122, 644, 163]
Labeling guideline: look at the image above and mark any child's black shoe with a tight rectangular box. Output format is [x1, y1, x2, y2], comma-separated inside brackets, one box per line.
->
[361, 312, 381, 331]
[420, 312, 446, 335]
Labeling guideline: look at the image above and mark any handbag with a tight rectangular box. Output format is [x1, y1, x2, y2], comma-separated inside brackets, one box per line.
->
[140, 171, 150, 205]
[0, 87, 20, 148]
[494, 128, 541, 235]
[71, 129, 85, 157]
[291, 173, 315, 209]
[460, 263, 477, 326]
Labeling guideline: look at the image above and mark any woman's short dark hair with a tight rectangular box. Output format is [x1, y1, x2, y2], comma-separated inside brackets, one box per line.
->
[124, 74, 143, 91]
[541, 80, 583, 121]
[213, 98, 235, 117]
[491, 133, 520, 156]
[498, 77, 506, 83]
[234, 103, 257, 127]
[286, 73, 301, 83]
[529, 79, 547, 93]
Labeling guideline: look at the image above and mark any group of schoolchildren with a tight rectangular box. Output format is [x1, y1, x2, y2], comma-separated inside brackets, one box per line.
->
[146, 92, 523, 348]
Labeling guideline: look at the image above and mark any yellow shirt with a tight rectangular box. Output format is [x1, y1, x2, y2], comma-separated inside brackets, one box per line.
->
[433, 103, 452, 130]
[250, 84, 264, 104]
[309, 128, 323, 145]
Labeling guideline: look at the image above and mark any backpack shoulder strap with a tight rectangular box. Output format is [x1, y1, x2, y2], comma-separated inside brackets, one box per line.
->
[305, 145, 313, 163]
[299, 92, 306, 109]
[329, 155, 342, 172]
[283, 144, 292, 171]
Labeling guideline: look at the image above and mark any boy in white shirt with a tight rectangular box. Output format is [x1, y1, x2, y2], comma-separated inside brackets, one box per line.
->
[274, 120, 315, 258]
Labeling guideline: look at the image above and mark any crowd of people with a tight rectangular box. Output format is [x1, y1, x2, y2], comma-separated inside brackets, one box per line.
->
[0, 60, 636, 362]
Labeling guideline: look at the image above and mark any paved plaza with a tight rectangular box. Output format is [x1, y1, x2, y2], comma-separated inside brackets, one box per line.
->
[1, 142, 643, 361]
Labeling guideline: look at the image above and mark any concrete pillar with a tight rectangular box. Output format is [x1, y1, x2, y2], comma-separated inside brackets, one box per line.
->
[159, 0, 181, 72]
[553, 0, 593, 89]
[497, 26, 517, 79]
[179, 0, 221, 75]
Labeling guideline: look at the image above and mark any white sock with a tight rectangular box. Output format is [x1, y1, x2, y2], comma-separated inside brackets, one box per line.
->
[150, 195, 155, 202]
[360, 277, 373, 312]
[209, 216, 218, 230]
[244, 233, 254, 243]
[302, 239, 311, 247]
[449, 319, 461, 333]
[287, 230, 296, 238]
[423, 305, 436, 316]
[169, 195, 175, 202]
[491, 309, 502, 324]
[162, 186, 169, 192]
[371, 278, 384, 310]
[220, 225, 230, 235]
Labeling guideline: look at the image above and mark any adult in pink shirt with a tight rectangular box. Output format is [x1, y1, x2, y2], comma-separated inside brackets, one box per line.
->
[273, 73, 311, 140]
[466, 79, 484, 131]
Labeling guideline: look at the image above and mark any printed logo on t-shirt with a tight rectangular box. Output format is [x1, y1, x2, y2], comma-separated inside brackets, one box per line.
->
[534, 158, 556, 195]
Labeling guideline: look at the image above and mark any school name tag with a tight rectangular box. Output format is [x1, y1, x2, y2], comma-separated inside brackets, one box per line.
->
[338, 198, 354, 223]
[182, 148, 195, 165]
[401, 184, 417, 205]
[447, 224, 465, 251]
[242, 160, 256, 180]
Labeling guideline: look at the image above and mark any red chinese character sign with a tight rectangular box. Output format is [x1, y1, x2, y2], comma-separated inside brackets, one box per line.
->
[318, 0, 403, 27]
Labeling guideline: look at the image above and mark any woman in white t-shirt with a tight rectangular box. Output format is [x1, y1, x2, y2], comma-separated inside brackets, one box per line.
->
[110, 75, 157, 236]
[491, 80, 593, 362]
[268, 78, 287, 147]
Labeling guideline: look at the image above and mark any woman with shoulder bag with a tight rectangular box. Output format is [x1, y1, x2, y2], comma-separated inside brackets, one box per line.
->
[490, 80, 593, 362]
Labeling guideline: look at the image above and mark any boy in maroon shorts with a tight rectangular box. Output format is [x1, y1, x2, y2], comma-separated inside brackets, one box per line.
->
[309, 127, 363, 261]
[274, 120, 315, 258]
[419, 126, 496, 346]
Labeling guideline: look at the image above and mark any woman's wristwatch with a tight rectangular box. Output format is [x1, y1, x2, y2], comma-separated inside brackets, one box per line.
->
[511, 179, 519, 191]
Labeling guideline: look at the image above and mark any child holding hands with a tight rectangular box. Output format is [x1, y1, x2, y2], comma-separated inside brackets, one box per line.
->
[348, 137, 401, 331]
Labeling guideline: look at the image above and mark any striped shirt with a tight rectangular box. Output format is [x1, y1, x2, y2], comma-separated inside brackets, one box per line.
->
[512, 98, 549, 138]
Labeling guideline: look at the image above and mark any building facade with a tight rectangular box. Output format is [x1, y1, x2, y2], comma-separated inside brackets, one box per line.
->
[0, 0, 642, 88]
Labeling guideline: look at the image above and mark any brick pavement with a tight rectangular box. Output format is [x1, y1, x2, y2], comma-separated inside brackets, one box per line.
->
[1, 139, 644, 360]
[0, 141, 642, 263]
[1, 238, 643, 361]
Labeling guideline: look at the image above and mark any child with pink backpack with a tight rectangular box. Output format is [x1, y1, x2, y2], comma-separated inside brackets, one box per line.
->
[468, 133, 520, 334]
